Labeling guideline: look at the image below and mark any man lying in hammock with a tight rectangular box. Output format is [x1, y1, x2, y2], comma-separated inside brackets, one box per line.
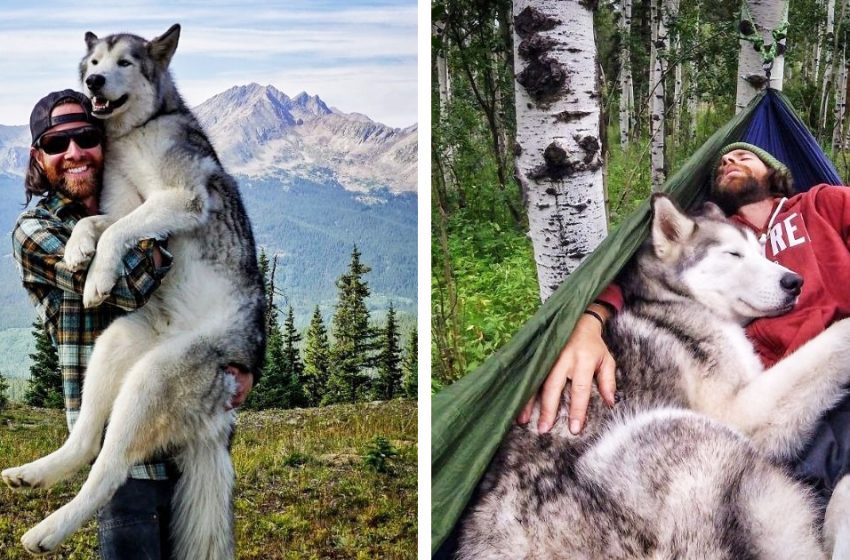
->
[519, 142, 850, 509]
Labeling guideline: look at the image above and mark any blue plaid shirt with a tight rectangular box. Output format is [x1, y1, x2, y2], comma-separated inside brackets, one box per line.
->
[12, 193, 174, 480]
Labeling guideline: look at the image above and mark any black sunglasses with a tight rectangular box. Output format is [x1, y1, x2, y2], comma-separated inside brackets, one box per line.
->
[37, 127, 103, 155]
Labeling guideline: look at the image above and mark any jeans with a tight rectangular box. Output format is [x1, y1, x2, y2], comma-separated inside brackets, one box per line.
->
[793, 389, 850, 514]
[97, 477, 177, 560]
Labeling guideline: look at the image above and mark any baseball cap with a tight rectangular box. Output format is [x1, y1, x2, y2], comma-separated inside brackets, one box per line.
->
[29, 90, 103, 147]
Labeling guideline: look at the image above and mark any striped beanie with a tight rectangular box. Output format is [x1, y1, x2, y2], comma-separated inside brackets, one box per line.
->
[711, 142, 791, 187]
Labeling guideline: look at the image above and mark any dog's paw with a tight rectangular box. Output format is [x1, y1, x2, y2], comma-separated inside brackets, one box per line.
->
[63, 222, 99, 271]
[82, 257, 118, 308]
[2, 463, 48, 490]
[21, 515, 70, 556]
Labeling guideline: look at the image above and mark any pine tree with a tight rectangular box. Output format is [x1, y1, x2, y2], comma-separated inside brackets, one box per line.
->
[401, 326, 418, 399]
[257, 248, 279, 333]
[25, 319, 63, 409]
[0, 370, 9, 410]
[245, 248, 285, 410]
[280, 306, 306, 408]
[302, 306, 331, 406]
[374, 303, 403, 400]
[247, 325, 288, 409]
[324, 245, 377, 404]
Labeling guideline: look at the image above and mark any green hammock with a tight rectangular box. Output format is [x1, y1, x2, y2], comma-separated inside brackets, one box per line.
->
[431, 91, 772, 555]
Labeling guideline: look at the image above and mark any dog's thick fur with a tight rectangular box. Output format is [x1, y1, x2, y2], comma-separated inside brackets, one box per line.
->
[1, 25, 265, 559]
[458, 195, 850, 559]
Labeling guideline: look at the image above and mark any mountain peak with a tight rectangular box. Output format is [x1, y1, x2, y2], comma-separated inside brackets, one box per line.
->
[290, 91, 332, 117]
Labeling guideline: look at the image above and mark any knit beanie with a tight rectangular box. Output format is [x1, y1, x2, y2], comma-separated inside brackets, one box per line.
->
[711, 142, 791, 187]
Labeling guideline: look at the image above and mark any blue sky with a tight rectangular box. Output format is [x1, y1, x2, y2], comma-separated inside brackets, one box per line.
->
[0, 0, 417, 127]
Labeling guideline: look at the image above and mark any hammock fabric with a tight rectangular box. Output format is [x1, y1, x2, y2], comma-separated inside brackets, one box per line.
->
[431, 88, 843, 556]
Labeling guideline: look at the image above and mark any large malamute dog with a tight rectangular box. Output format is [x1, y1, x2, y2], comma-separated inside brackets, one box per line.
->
[1, 25, 265, 558]
[459, 195, 850, 559]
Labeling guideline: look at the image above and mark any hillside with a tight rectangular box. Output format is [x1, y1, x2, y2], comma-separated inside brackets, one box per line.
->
[0, 400, 417, 559]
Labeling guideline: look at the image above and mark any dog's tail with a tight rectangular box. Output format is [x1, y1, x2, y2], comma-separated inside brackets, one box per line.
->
[171, 436, 235, 560]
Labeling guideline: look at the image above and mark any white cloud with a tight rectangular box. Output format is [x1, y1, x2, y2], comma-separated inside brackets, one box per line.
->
[0, 1, 417, 127]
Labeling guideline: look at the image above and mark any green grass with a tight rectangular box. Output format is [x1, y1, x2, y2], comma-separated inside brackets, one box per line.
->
[432, 213, 541, 388]
[0, 401, 417, 559]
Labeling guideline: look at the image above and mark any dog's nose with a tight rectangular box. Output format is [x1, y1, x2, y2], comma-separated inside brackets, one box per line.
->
[780, 272, 803, 296]
[86, 74, 105, 92]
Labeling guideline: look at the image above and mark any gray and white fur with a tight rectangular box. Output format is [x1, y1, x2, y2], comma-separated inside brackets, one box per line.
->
[1, 24, 265, 559]
[459, 194, 850, 559]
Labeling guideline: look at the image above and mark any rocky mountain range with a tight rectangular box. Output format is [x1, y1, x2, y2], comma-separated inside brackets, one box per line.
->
[0, 83, 418, 194]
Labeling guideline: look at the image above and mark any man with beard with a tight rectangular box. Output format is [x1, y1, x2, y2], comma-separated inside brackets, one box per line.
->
[13, 90, 252, 559]
[521, 141, 850, 513]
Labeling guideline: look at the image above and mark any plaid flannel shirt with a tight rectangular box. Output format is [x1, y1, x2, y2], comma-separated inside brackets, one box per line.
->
[12, 193, 175, 480]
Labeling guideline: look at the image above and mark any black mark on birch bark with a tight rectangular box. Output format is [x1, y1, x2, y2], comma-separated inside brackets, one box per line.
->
[554, 110, 591, 123]
[517, 56, 568, 102]
[576, 135, 599, 164]
[515, 7, 559, 38]
[518, 35, 557, 58]
[515, 7, 567, 104]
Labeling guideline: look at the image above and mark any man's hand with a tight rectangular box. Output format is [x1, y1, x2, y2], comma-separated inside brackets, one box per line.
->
[225, 365, 254, 410]
[517, 305, 617, 434]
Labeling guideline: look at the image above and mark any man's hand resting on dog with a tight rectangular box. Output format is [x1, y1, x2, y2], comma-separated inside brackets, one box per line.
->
[516, 303, 617, 434]
[225, 365, 254, 409]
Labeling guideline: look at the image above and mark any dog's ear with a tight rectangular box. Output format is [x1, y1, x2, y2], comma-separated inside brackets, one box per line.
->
[650, 193, 695, 259]
[149, 24, 181, 67]
[699, 201, 727, 221]
[85, 31, 98, 50]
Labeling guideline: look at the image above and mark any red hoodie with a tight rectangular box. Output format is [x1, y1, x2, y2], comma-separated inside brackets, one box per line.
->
[598, 185, 850, 368]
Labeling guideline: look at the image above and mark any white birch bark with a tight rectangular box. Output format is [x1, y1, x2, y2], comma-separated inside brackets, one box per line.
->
[833, 45, 847, 149]
[433, 19, 454, 191]
[435, 21, 452, 110]
[820, 0, 837, 134]
[668, 0, 682, 141]
[815, 3, 824, 83]
[513, 0, 608, 301]
[650, 0, 667, 190]
[619, 0, 634, 148]
[735, 0, 787, 112]
[687, 63, 699, 140]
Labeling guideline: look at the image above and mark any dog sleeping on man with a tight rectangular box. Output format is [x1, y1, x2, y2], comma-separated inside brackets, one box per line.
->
[458, 194, 850, 559]
[1, 24, 265, 559]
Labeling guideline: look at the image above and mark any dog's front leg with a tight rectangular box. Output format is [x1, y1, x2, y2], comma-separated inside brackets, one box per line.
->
[723, 318, 850, 460]
[83, 188, 207, 307]
[63, 215, 115, 271]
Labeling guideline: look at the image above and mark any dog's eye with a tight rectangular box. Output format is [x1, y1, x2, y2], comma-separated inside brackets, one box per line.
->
[118, 60, 132, 67]
[726, 251, 743, 258]
[91, 59, 98, 66]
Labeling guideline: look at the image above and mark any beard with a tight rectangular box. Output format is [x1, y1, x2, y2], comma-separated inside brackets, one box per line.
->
[43, 160, 101, 201]
[711, 171, 771, 215]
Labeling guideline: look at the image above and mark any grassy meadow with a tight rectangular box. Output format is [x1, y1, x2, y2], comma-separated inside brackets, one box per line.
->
[0, 400, 417, 559]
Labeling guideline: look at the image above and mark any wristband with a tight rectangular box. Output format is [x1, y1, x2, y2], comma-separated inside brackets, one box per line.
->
[583, 308, 605, 327]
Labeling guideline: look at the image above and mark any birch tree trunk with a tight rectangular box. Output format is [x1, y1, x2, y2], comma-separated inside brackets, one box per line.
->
[667, 0, 682, 142]
[619, 0, 634, 148]
[735, 0, 787, 112]
[687, 63, 699, 141]
[815, 4, 824, 83]
[433, 19, 456, 196]
[820, 0, 837, 135]
[513, 0, 608, 301]
[833, 44, 847, 149]
[650, 0, 668, 190]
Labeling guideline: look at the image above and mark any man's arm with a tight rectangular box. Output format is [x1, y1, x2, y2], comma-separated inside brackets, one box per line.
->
[13, 212, 172, 311]
[517, 286, 621, 434]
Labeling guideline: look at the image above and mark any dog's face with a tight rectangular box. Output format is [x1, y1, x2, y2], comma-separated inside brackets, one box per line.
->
[78, 24, 180, 121]
[650, 194, 802, 324]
